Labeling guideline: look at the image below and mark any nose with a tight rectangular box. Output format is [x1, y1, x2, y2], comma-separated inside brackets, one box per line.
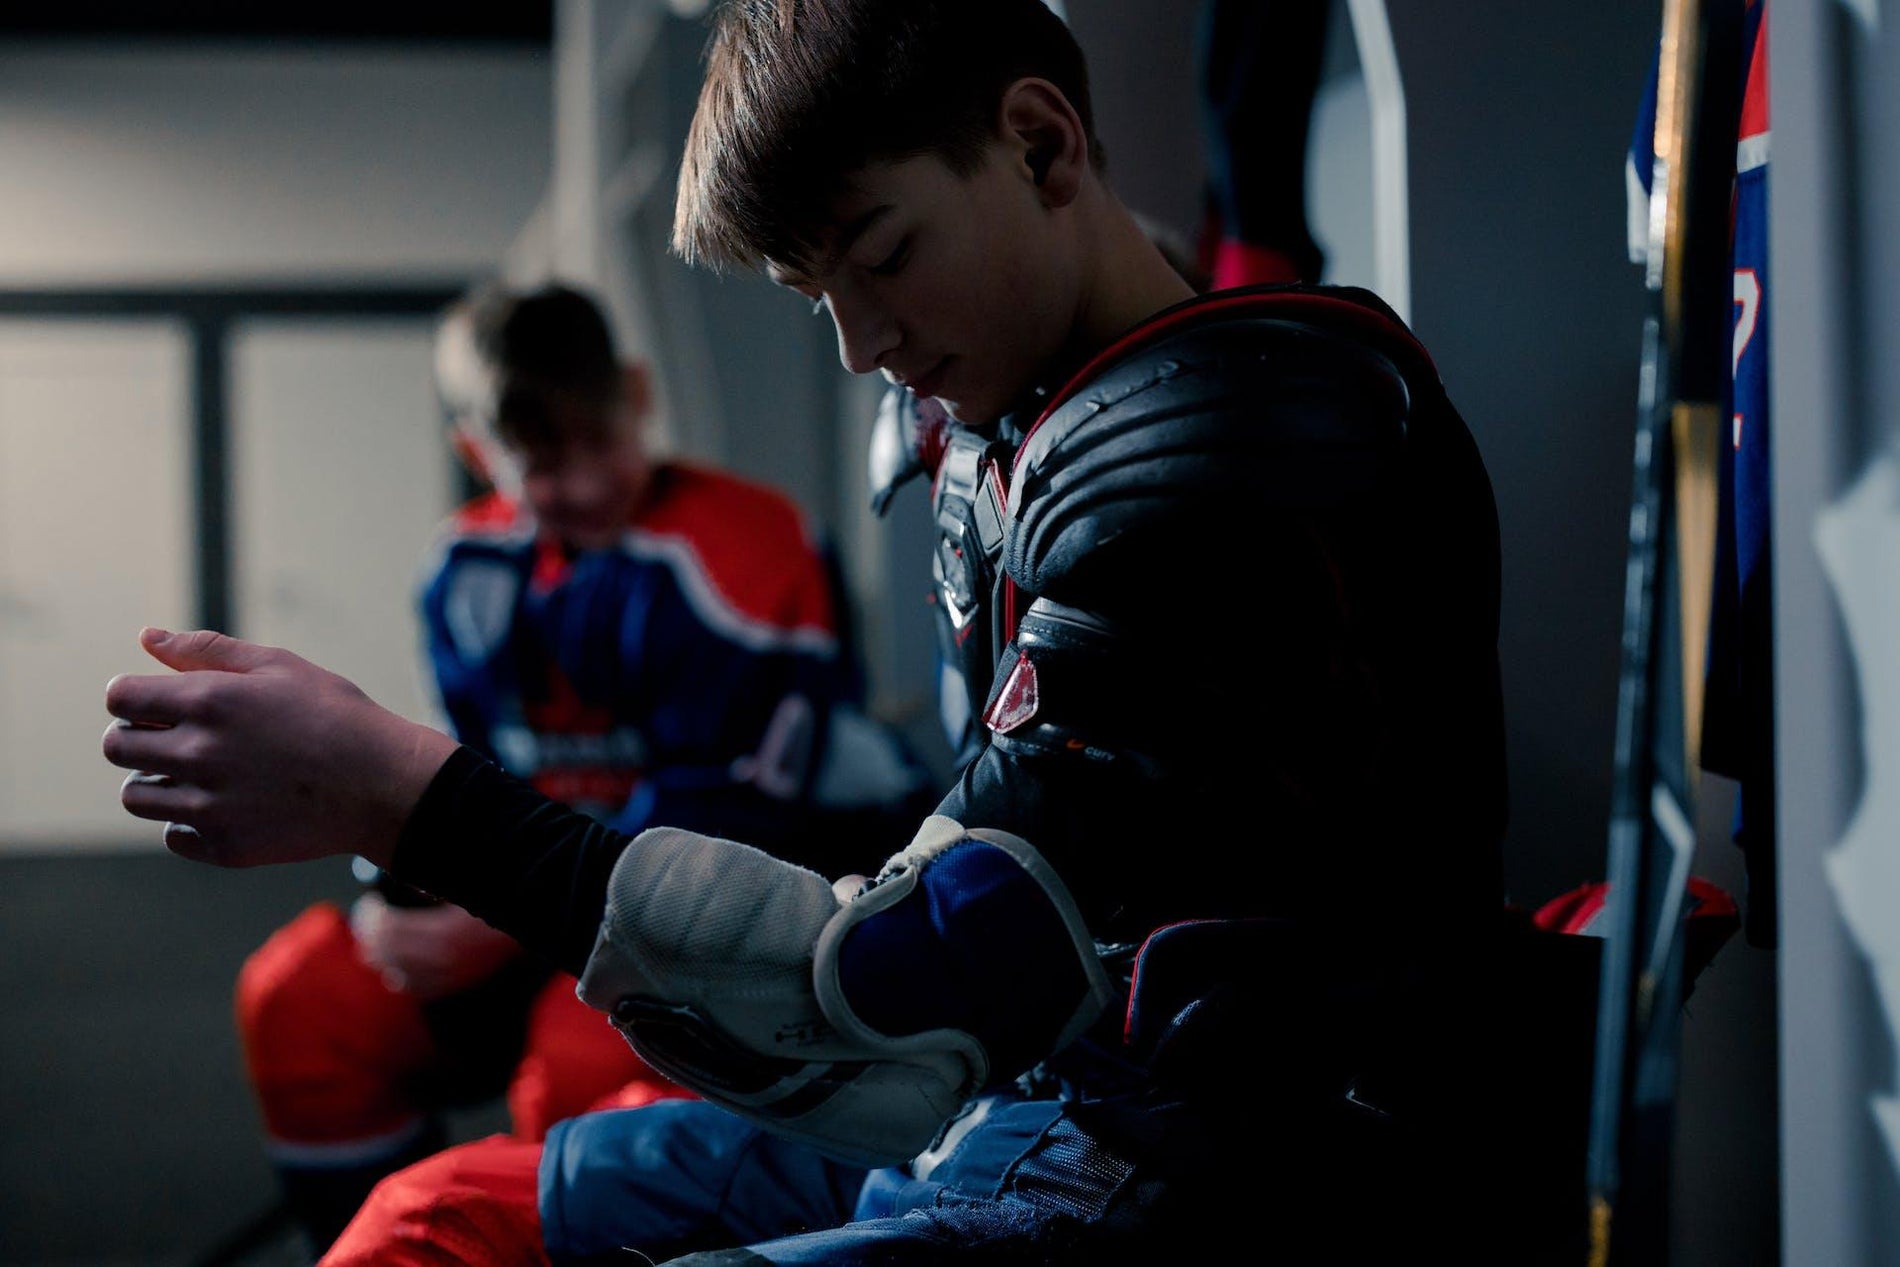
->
[525, 464, 597, 516]
[557, 463, 612, 513]
[826, 289, 899, 376]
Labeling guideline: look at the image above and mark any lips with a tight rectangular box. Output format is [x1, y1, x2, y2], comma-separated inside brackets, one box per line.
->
[903, 357, 951, 401]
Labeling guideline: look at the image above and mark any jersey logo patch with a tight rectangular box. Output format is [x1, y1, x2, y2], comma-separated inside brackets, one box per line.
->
[443, 558, 519, 664]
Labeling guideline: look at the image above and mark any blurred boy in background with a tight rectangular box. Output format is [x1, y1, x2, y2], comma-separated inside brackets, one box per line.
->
[234, 282, 933, 1256]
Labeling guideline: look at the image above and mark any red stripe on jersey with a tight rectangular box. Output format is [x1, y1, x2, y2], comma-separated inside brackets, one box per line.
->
[638, 463, 837, 637]
[453, 491, 529, 533]
[1739, 5, 1768, 142]
[531, 533, 571, 592]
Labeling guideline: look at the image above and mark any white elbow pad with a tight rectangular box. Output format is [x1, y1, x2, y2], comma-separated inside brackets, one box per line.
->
[576, 816, 1112, 1166]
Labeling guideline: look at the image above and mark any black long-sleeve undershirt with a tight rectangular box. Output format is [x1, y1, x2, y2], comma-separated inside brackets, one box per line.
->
[392, 744, 631, 977]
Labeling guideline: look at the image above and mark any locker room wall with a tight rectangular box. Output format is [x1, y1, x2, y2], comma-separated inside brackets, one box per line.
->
[0, 320, 194, 846]
[1770, 3, 1900, 1262]
[228, 319, 459, 731]
[0, 44, 550, 285]
[0, 43, 551, 853]
[0, 36, 556, 1266]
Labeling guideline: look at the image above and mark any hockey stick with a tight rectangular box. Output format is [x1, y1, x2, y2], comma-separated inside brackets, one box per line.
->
[1586, 0, 1742, 1262]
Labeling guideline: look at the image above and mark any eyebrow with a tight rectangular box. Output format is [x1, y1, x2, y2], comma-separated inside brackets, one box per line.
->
[830, 204, 893, 261]
[806, 205, 896, 281]
[766, 204, 895, 288]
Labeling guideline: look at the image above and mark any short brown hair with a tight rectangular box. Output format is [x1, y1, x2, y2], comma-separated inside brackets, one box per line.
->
[673, 0, 1103, 273]
[459, 283, 623, 449]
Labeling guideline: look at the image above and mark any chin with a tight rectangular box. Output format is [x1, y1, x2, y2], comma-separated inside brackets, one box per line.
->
[559, 528, 625, 552]
[936, 394, 995, 427]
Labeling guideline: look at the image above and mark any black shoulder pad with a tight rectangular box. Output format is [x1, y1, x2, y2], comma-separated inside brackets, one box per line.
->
[1004, 316, 1414, 604]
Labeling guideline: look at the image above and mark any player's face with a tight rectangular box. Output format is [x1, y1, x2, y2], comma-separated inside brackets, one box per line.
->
[767, 148, 1079, 427]
[500, 400, 651, 551]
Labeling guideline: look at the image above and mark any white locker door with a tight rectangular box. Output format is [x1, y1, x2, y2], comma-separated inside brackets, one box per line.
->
[0, 319, 193, 851]
[229, 318, 456, 733]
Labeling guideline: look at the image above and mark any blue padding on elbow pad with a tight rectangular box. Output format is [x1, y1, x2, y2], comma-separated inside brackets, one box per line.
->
[834, 839, 1091, 1083]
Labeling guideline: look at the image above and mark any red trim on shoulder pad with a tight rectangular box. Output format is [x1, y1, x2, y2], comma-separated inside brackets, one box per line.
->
[638, 463, 837, 634]
[983, 456, 1024, 640]
[1122, 918, 1224, 1044]
[1016, 285, 1437, 477]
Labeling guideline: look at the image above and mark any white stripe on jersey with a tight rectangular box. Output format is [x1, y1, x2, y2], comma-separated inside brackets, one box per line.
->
[1626, 155, 1653, 266]
[618, 529, 839, 659]
[1737, 130, 1770, 175]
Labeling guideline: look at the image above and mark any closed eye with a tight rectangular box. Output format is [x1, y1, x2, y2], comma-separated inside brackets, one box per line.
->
[869, 237, 911, 278]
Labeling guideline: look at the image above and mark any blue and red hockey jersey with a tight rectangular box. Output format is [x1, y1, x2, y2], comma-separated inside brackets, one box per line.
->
[418, 461, 862, 854]
[1628, 0, 1774, 945]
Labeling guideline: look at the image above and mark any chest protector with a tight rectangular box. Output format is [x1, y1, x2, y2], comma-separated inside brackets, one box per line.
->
[928, 425, 1021, 758]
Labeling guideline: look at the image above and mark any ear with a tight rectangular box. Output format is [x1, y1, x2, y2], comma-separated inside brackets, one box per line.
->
[998, 77, 1089, 211]
[621, 361, 654, 421]
[447, 421, 497, 490]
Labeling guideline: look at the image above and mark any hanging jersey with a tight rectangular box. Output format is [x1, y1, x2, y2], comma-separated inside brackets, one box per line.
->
[1195, 0, 1330, 286]
[1627, 0, 1775, 945]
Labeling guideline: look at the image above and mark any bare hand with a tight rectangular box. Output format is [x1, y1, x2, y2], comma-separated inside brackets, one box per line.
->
[350, 892, 523, 1001]
[102, 628, 459, 869]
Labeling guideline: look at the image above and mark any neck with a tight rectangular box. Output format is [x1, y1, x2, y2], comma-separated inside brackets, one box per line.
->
[996, 186, 1200, 423]
[1064, 193, 1196, 371]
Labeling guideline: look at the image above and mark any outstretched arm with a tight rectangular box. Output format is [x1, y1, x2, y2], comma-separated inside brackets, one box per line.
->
[103, 626, 630, 973]
[103, 626, 1115, 1168]
[103, 628, 457, 869]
